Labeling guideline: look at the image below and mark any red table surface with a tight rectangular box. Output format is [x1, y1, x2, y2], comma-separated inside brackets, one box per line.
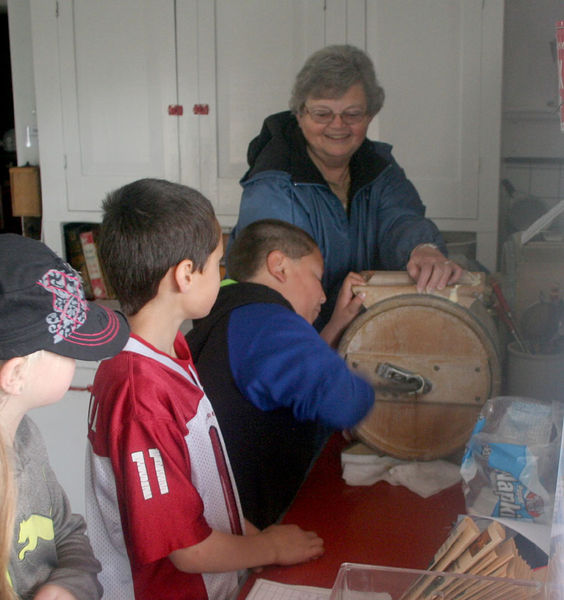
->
[237, 433, 466, 597]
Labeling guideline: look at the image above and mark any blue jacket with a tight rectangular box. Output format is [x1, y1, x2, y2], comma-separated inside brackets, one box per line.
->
[230, 111, 446, 325]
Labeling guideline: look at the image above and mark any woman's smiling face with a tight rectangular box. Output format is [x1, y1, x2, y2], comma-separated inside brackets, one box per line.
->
[297, 83, 373, 169]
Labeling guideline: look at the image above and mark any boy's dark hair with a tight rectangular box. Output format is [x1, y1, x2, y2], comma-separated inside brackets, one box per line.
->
[227, 219, 318, 282]
[99, 178, 220, 315]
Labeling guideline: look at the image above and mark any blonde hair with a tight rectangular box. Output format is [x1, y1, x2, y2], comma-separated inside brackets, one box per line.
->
[0, 427, 15, 599]
[0, 354, 40, 598]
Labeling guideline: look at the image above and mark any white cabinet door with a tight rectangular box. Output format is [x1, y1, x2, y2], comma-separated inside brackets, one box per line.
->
[362, 0, 483, 221]
[503, 0, 562, 115]
[57, 0, 179, 212]
[180, 0, 327, 224]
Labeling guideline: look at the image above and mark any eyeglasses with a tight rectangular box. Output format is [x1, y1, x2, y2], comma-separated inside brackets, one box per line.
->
[303, 106, 367, 125]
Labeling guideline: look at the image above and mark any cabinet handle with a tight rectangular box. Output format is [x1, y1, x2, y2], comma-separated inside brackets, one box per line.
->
[193, 104, 209, 115]
[168, 105, 184, 116]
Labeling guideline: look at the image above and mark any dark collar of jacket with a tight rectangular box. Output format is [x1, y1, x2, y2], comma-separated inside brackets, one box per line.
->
[187, 280, 293, 362]
[242, 110, 390, 199]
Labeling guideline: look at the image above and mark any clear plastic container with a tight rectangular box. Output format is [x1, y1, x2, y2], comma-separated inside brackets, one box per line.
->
[329, 563, 545, 600]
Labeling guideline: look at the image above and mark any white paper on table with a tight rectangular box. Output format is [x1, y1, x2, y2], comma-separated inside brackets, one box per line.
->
[245, 578, 392, 600]
[245, 579, 331, 600]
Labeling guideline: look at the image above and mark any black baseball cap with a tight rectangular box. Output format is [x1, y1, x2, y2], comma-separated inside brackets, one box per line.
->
[0, 233, 129, 361]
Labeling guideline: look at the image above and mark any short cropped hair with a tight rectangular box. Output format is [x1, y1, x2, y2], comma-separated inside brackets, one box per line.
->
[99, 178, 220, 315]
[289, 44, 385, 117]
[227, 219, 318, 282]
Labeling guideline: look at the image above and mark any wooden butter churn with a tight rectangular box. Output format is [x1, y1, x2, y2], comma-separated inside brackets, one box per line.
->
[339, 271, 501, 460]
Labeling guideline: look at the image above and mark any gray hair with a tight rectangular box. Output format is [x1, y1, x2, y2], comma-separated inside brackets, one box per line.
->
[289, 45, 385, 117]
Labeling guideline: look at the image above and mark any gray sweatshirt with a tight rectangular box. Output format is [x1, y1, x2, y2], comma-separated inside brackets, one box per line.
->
[8, 416, 102, 600]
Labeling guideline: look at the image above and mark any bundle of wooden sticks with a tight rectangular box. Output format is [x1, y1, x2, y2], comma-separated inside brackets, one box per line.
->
[400, 516, 545, 600]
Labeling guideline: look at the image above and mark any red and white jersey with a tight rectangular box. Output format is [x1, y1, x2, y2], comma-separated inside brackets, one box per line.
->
[85, 333, 244, 600]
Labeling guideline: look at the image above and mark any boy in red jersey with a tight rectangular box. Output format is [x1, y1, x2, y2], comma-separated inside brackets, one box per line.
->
[85, 179, 323, 600]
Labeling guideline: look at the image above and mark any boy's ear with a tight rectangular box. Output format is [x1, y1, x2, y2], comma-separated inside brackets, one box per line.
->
[173, 259, 195, 293]
[265, 250, 288, 283]
[0, 357, 27, 396]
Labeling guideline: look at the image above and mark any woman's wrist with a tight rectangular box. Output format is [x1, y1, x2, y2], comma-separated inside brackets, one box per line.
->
[412, 242, 439, 253]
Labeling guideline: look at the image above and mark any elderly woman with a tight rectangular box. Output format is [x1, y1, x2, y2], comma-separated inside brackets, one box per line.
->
[229, 44, 463, 327]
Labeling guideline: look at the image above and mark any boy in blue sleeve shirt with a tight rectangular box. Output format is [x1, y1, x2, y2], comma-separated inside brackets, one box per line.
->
[187, 218, 375, 529]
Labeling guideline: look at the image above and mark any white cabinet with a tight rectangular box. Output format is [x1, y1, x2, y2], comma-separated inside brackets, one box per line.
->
[30, 0, 331, 254]
[183, 0, 328, 221]
[503, 0, 562, 116]
[343, 1, 504, 268]
[58, 0, 332, 217]
[365, 1, 482, 221]
[500, 0, 564, 162]
[56, 1, 179, 212]
[29, 0, 503, 269]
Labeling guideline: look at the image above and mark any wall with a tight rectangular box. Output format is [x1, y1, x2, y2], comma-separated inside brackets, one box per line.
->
[28, 368, 96, 516]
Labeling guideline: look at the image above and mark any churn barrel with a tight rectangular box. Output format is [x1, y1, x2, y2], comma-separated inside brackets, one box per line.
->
[338, 271, 502, 460]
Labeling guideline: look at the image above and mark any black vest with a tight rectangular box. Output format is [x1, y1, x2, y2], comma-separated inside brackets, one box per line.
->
[187, 282, 324, 528]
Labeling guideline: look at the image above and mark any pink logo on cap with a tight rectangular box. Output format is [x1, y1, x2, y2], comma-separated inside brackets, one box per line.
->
[38, 267, 88, 344]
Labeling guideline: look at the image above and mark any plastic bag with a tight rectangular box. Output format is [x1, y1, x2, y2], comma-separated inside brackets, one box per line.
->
[460, 396, 563, 526]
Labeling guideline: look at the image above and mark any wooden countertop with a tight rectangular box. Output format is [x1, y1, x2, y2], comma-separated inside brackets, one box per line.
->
[238, 433, 466, 597]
